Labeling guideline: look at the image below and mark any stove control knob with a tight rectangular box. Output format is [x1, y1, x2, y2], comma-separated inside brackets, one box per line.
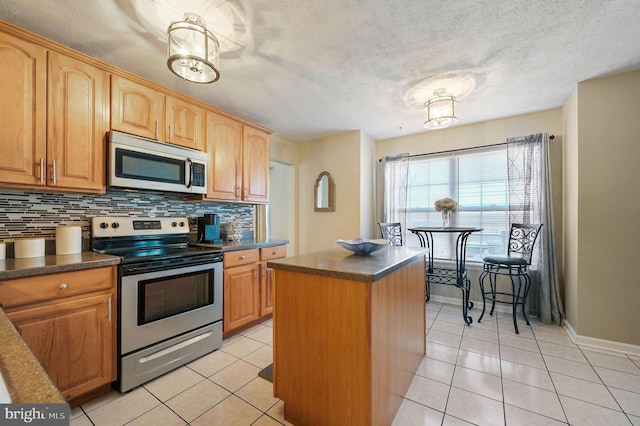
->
[171, 221, 178, 227]
[179, 221, 185, 227]
[100, 222, 109, 229]
[111, 222, 119, 229]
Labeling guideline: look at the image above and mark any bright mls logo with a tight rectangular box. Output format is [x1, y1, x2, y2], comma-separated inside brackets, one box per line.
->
[2, 404, 69, 425]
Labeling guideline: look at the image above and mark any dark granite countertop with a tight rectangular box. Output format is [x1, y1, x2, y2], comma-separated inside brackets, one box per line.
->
[0, 309, 66, 404]
[193, 238, 289, 252]
[267, 246, 427, 282]
[0, 252, 121, 281]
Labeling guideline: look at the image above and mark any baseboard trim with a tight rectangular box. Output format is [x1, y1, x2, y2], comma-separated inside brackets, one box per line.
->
[564, 321, 640, 356]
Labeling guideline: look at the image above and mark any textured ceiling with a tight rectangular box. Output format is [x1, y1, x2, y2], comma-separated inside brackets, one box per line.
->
[1, 0, 639, 142]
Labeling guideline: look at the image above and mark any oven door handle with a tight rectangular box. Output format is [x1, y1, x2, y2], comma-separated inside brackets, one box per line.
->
[138, 330, 213, 363]
[186, 158, 193, 188]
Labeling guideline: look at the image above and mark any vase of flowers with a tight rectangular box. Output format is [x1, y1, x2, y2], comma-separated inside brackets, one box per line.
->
[434, 197, 458, 227]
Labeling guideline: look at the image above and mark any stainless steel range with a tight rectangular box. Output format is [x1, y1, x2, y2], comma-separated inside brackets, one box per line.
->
[91, 216, 223, 392]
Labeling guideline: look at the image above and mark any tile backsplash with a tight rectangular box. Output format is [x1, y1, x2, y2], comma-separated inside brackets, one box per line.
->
[0, 188, 254, 253]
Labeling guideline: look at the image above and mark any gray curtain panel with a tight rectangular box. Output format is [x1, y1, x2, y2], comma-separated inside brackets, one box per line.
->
[381, 153, 409, 242]
[506, 133, 565, 326]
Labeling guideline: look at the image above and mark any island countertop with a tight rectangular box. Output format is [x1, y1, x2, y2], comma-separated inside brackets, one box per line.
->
[267, 245, 427, 282]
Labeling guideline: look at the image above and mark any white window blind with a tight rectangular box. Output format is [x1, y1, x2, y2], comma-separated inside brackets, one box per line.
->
[405, 146, 510, 261]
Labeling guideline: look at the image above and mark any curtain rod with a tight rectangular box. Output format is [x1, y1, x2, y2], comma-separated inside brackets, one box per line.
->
[378, 134, 555, 161]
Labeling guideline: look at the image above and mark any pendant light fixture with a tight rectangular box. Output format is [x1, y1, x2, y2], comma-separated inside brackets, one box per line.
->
[424, 89, 457, 129]
[167, 13, 220, 83]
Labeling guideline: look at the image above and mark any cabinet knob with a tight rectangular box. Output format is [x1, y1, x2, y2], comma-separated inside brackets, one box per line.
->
[240, 255, 246, 260]
[59, 283, 68, 290]
[272, 250, 278, 255]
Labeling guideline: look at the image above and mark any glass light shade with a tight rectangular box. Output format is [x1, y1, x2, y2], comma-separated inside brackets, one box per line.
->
[424, 89, 457, 129]
[167, 13, 220, 83]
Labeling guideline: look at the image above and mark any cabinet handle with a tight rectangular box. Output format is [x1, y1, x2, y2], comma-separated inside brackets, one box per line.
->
[169, 124, 172, 141]
[59, 283, 68, 290]
[39, 158, 44, 183]
[52, 160, 57, 185]
[108, 297, 112, 322]
[155, 120, 158, 139]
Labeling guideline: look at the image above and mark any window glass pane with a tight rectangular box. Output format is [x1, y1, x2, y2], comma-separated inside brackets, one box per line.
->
[404, 146, 509, 261]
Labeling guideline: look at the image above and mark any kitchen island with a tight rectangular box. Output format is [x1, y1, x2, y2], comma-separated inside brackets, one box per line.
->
[268, 246, 427, 426]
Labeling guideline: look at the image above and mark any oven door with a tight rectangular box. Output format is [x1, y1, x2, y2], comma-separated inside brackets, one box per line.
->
[120, 262, 222, 355]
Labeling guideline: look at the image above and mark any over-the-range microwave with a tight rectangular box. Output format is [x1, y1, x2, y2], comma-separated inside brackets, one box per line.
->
[108, 130, 207, 194]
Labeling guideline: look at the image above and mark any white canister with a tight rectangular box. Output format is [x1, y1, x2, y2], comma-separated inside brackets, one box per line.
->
[14, 238, 46, 258]
[56, 226, 82, 255]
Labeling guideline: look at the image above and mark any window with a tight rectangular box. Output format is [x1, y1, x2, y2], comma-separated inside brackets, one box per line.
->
[405, 146, 510, 262]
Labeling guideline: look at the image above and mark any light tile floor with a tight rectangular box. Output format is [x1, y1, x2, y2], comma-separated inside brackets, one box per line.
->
[71, 303, 640, 425]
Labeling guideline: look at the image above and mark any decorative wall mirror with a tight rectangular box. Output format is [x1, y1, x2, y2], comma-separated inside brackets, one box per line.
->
[314, 171, 335, 212]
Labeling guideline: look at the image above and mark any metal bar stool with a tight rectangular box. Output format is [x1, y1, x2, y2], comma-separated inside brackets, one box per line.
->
[478, 223, 543, 334]
[378, 222, 402, 246]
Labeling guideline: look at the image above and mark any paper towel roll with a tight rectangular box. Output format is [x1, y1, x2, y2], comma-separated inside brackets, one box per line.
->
[14, 238, 45, 258]
[56, 226, 82, 255]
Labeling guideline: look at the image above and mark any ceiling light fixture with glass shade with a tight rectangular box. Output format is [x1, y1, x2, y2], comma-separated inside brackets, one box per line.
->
[424, 89, 457, 129]
[167, 13, 220, 83]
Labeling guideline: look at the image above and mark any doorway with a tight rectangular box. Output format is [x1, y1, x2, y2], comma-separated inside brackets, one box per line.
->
[267, 160, 296, 256]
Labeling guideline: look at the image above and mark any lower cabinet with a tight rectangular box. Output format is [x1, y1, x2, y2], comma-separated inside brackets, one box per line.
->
[0, 266, 116, 405]
[223, 245, 287, 336]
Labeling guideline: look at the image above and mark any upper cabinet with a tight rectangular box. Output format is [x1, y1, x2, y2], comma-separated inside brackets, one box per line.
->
[0, 31, 46, 187]
[111, 75, 164, 141]
[242, 126, 270, 203]
[165, 96, 204, 151]
[111, 76, 204, 151]
[48, 52, 108, 192]
[204, 112, 270, 203]
[0, 31, 106, 193]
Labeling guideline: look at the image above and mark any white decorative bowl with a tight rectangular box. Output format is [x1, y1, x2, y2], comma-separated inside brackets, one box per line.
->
[336, 238, 388, 255]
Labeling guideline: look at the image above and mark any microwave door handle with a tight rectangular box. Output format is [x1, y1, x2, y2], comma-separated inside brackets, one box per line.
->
[186, 158, 193, 188]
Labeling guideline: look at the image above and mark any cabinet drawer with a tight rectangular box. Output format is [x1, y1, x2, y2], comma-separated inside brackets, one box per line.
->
[224, 249, 259, 268]
[260, 245, 287, 261]
[0, 266, 115, 309]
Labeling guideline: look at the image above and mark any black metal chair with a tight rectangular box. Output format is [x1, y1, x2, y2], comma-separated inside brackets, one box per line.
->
[378, 222, 402, 246]
[379, 222, 433, 302]
[478, 223, 543, 334]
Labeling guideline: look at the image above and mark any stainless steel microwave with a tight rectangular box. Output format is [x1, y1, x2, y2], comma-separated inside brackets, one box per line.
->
[108, 131, 207, 194]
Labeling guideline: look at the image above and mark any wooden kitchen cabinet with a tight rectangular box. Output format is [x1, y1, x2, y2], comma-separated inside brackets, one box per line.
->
[223, 249, 261, 335]
[243, 126, 270, 203]
[204, 111, 270, 203]
[259, 245, 287, 316]
[0, 31, 46, 187]
[0, 266, 117, 406]
[111, 75, 204, 150]
[165, 95, 204, 150]
[48, 52, 108, 192]
[111, 75, 165, 141]
[0, 32, 107, 193]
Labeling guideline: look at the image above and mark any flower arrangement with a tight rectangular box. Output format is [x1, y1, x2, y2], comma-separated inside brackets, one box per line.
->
[434, 197, 458, 213]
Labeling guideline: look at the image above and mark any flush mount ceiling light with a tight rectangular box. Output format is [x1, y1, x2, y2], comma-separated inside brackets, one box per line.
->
[167, 13, 220, 83]
[424, 89, 457, 129]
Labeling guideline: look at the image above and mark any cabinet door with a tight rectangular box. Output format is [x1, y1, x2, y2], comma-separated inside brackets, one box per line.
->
[166, 96, 204, 150]
[7, 293, 114, 401]
[111, 75, 164, 140]
[260, 262, 274, 316]
[0, 32, 47, 186]
[242, 127, 270, 203]
[48, 52, 107, 192]
[205, 112, 242, 200]
[223, 263, 260, 332]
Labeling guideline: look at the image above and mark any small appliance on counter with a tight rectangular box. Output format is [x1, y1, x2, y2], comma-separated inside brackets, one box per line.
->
[197, 214, 222, 244]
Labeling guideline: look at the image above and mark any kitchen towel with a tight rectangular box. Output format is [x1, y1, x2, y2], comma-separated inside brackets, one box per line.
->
[56, 226, 82, 255]
[14, 238, 45, 258]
